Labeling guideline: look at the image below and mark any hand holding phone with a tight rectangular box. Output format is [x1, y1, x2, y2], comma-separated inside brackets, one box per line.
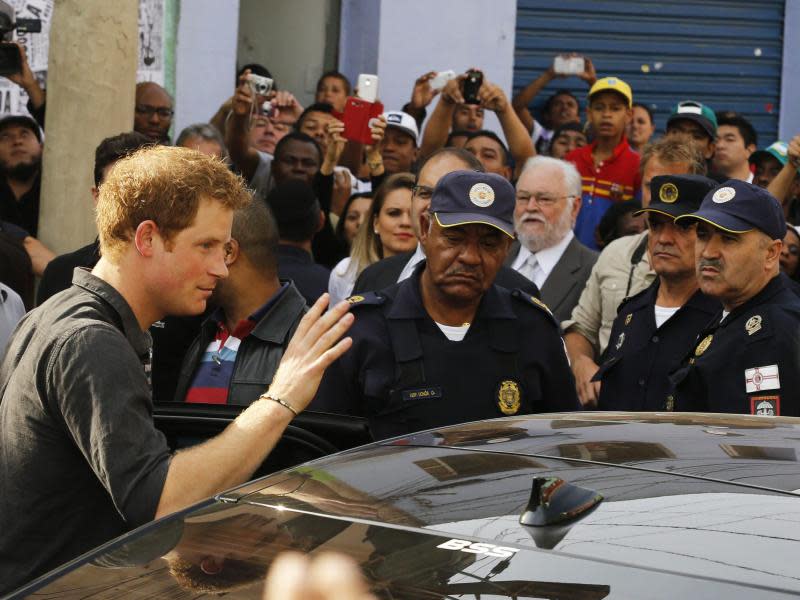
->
[430, 70, 456, 91]
[553, 55, 585, 76]
[340, 97, 384, 145]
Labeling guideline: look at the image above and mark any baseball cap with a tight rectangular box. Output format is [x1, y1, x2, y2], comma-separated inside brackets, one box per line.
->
[430, 170, 515, 238]
[588, 77, 632, 108]
[636, 174, 718, 220]
[0, 114, 42, 142]
[676, 179, 786, 241]
[749, 141, 799, 174]
[383, 111, 419, 146]
[666, 101, 717, 140]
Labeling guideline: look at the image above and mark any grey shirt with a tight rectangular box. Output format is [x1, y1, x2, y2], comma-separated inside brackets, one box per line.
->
[0, 269, 171, 593]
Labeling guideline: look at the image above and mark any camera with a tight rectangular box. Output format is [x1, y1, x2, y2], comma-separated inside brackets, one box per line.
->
[462, 69, 483, 105]
[0, 1, 41, 76]
[261, 100, 277, 119]
[246, 73, 274, 97]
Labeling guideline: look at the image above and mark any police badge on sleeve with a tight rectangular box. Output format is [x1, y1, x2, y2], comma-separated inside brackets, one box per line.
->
[750, 396, 780, 416]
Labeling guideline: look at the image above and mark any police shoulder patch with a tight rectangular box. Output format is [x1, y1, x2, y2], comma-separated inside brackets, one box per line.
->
[345, 291, 385, 307]
[510, 289, 558, 326]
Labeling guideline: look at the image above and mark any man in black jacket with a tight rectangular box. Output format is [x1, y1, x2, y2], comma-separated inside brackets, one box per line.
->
[173, 198, 306, 405]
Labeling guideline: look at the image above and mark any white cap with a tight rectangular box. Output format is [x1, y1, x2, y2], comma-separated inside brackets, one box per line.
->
[382, 111, 419, 146]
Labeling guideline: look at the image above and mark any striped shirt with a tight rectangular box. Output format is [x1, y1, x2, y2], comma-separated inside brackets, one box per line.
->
[184, 285, 287, 404]
[565, 136, 641, 251]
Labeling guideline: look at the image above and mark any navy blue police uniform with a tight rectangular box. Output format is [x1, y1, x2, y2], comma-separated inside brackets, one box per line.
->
[311, 263, 579, 440]
[593, 174, 721, 411]
[595, 280, 719, 411]
[310, 170, 579, 440]
[670, 180, 800, 417]
[669, 275, 800, 416]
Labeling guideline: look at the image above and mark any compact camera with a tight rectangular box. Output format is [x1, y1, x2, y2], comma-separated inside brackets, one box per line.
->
[247, 73, 274, 97]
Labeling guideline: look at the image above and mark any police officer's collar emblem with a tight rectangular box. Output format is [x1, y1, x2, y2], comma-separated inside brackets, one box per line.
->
[346, 295, 365, 304]
[625, 314, 633, 326]
[659, 183, 679, 204]
[497, 380, 521, 415]
[745, 315, 762, 336]
[469, 183, 495, 207]
[695, 334, 713, 356]
[712, 187, 736, 203]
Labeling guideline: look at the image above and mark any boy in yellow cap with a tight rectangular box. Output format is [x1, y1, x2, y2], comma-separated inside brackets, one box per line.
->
[565, 76, 641, 250]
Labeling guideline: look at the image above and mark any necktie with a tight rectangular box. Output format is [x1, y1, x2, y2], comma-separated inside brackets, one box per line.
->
[521, 253, 544, 288]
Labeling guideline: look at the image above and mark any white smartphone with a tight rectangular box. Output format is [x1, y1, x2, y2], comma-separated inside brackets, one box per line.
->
[430, 70, 456, 91]
[553, 55, 585, 76]
[356, 74, 379, 103]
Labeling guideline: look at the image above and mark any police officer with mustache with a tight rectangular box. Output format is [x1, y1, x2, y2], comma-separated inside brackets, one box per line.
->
[311, 170, 579, 440]
[592, 175, 720, 411]
[670, 180, 800, 417]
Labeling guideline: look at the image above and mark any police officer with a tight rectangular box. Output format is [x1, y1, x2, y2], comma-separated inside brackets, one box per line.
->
[312, 170, 579, 440]
[592, 175, 720, 410]
[670, 180, 800, 416]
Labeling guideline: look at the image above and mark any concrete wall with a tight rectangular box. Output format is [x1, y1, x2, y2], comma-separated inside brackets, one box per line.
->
[339, 0, 517, 137]
[38, 1, 139, 253]
[779, 0, 800, 141]
[173, 0, 239, 137]
[237, 0, 339, 107]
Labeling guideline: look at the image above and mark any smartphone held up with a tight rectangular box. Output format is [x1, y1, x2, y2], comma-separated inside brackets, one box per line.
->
[339, 74, 383, 145]
[553, 55, 585, 76]
[462, 69, 483, 105]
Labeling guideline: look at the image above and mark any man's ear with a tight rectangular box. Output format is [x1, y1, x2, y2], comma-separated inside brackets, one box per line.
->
[134, 220, 159, 257]
[705, 141, 716, 161]
[225, 238, 240, 267]
[90, 187, 99, 205]
[418, 212, 432, 245]
[766, 238, 782, 269]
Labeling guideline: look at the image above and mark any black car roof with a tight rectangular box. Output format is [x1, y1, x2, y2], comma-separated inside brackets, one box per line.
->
[12, 413, 800, 598]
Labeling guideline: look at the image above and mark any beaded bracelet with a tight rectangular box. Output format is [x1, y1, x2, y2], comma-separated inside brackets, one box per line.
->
[259, 393, 298, 417]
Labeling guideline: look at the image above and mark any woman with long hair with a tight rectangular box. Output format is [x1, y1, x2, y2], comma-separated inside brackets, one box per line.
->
[328, 173, 417, 305]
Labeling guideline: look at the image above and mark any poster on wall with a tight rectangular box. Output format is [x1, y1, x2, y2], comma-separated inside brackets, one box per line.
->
[0, 0, 165, 118]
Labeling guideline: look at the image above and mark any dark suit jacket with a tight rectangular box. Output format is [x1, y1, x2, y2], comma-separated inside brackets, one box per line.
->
[504, 237, 598, 322]
[352, 250, 541, 298]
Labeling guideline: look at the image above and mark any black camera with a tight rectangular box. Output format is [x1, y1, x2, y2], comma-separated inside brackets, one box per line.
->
[462, 69, 483, 105]
[0, 0, 41, 76]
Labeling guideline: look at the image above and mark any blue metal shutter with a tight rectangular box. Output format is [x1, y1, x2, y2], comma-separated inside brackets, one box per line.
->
[514, 0, 785, 145]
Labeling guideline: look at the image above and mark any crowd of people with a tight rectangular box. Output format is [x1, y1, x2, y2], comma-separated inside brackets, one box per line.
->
[1, 45, 800, 593]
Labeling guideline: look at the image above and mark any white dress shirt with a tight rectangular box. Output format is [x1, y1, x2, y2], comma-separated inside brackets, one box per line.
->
[397, 243, 427, 283]
[511, 231, 574, 289]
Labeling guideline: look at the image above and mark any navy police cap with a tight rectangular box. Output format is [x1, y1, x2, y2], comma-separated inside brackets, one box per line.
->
[430, 170, 515, 238]
[675, 179, 786, 240]
[636, 174, 718, 220]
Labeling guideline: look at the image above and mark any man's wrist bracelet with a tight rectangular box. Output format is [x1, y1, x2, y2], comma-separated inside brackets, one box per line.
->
[259, 393, 298, 417]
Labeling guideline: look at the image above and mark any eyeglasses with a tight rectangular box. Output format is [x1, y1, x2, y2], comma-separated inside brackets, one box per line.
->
[135, 105, 174, 118]
[412, 185, 434, 201]
[515, 193, 575, 207]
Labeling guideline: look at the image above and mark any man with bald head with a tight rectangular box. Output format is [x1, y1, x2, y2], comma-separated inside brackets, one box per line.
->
[135, 82, 174, 143]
